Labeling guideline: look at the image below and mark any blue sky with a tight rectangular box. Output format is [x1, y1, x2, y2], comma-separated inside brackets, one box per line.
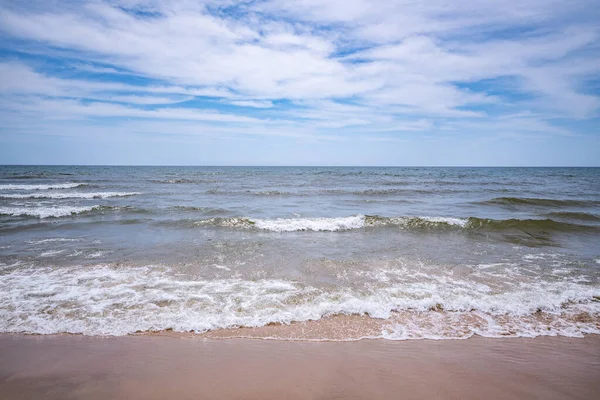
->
[0, 0, 599, 166]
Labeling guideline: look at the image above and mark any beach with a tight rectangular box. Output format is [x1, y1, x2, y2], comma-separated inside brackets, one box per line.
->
[1, 334, 599, 399]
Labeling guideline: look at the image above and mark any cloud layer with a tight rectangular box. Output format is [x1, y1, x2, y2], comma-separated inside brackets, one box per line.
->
[0, 0, 599, 164]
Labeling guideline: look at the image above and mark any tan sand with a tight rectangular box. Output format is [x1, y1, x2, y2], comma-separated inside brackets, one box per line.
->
[1, 334, 599, 400]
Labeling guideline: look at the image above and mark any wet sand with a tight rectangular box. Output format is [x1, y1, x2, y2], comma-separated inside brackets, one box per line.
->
[1, 334, 599, 400]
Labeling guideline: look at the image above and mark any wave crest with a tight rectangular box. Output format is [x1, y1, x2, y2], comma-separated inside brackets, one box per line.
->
[0, 205, 135, 219]
[187, 215, 598, 233]
[481, 197, 599, 207]
[0, 183, 87, 190]
[0, 191, 139, 199]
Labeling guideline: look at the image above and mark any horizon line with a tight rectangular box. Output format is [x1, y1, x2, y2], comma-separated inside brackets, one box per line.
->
[1, 164, 599, 168]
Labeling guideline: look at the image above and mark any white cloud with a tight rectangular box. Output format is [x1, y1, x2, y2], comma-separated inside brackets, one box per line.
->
[228, 100, 274, 108]
[71, 63, 124, 74]
[105, 95, 192, 105]
[0, 96, 265, 123]
[0, 61, 233, 99]
[0, 0, 598, 143]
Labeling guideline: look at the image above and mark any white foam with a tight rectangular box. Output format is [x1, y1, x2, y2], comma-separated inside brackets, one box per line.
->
[85, 251, 107, 259]
[196, 215, 471, 232]
[0, 205, 100, 218]
[26, 238, 82, 244]
[419, 216, 469, 227]
[40, 249, 66, 257]
[381, 311, 600, 340]
[523, 254, 545, 261]
[0, 261, 21, 271]
[0, 264, 598, 338]
[252, 215, 365, 232]
[249, 215, 469, 232]
[0, 192, 139, 199]
[523, 253, 561, 261]
[0, 183, 86, 190]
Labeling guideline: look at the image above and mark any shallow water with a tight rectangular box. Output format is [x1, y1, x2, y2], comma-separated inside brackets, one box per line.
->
[1, 166, 599, 339]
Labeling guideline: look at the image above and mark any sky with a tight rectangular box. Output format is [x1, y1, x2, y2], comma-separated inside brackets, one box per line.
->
[0, 0, 599, 166]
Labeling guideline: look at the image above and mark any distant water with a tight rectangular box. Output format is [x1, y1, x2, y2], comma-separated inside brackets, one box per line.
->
[1, 166, 599, 339]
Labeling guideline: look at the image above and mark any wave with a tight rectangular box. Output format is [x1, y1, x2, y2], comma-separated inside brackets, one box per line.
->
[254, 190, 295, 196]
[0, 205, 134, 219]
[167, 206, 230, 214]
[345, 189, 415, 196]
[254, 215, 366, 232]
[0, 264, 598, 338]
[193, 215, 465, 232]
[543, 212, 600, 222]
[189, 215, 598, 234]
[466, 217, 597, 233]
[152, 178, 196, 184]
[152, 178, 223, 184]
[481, 197, 600, 207]
[203, 188, 460, 197]
[320, 188, 462, 196]
[0, 191, 139, 199]
[205, 189, 297, 196]
[26, 238, 83, 244]
[1, 174, 48, 180]
[0, 183, 87, 190]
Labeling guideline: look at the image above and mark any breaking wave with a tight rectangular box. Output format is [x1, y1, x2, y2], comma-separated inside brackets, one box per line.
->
[190, 215, 597, 233]
[152, 178, 196, 184]
[0, 205, 135, 219]
[0, 192, 139, 199]
[0, 183, 87, 190]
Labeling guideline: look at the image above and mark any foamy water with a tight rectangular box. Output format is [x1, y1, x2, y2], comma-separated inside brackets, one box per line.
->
[250, 215, 469, 232]
[0, 166, 599, 340]
[0, 183, 86, 190]
[0, 261, 598, 338]
[0, 191, 139, 199]
[0, 205, 102, 218]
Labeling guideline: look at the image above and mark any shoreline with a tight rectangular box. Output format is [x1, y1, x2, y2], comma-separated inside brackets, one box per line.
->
[6, 330, 600, 341]
[2, 334, 599, 399]
[4, 308, 599, 340]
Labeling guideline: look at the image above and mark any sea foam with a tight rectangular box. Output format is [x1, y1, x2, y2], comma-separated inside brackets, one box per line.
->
[253, 215, 365, 232]
[0, 205, 101, 218]
[0, 192, 139, 199]
[193, 215, 470, 232]
[0, 183, 86, 190]
[0, 264, 598, 338]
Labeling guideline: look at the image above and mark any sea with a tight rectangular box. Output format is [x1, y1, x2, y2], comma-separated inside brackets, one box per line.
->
[0, 166, 599, 340]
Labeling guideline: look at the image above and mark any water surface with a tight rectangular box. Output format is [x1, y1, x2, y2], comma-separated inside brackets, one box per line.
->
[1, 166, 599, 339]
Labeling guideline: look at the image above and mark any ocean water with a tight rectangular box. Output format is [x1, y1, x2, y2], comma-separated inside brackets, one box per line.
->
[0, 166, 599, 340]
